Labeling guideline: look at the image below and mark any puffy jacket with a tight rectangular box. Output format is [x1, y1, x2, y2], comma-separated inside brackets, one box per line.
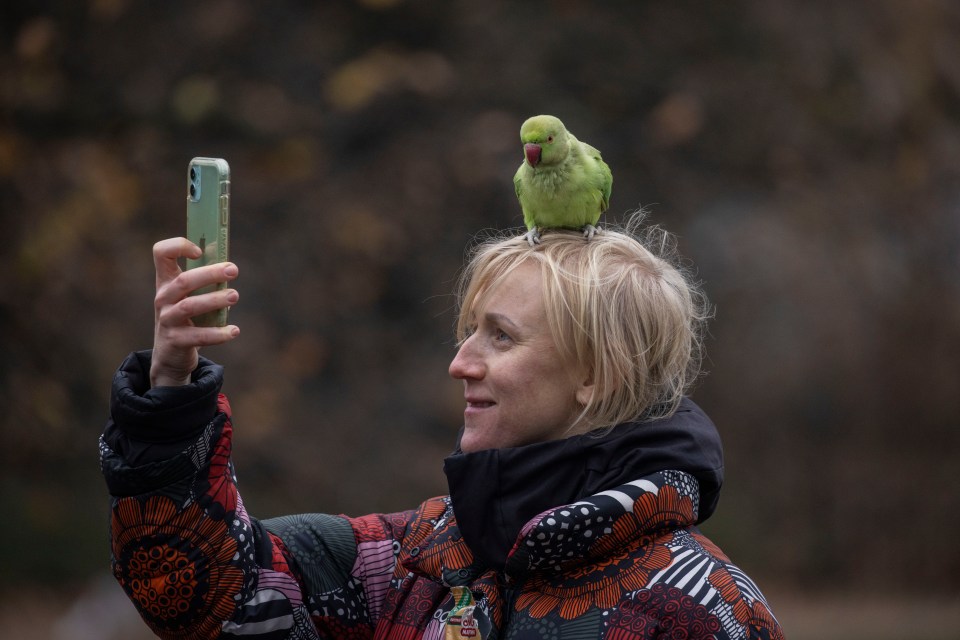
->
[101, 351, 783, 639]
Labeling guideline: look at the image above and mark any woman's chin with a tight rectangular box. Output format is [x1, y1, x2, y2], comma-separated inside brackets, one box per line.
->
[459, 425, 495, 453]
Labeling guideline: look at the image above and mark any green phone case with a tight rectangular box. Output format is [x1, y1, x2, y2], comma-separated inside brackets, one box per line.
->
[186, 157, 230, 327]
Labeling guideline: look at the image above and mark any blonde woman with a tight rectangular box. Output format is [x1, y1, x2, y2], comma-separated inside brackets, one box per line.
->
[102, 216, 783, 639]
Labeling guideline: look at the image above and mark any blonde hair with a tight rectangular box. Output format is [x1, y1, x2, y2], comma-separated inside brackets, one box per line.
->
[454, 213, 711, 431]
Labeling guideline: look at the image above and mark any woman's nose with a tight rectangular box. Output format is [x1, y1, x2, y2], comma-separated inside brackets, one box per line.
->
[449, 335, 483, 380]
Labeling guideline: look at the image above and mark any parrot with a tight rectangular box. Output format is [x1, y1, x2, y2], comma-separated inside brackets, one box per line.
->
[513, 114, 612, 246]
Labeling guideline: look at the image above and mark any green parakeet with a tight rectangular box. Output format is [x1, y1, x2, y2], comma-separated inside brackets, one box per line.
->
[513, 114, 612, 246]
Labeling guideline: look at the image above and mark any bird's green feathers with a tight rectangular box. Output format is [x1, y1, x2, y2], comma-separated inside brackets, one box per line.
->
[513, 115, 612, 234]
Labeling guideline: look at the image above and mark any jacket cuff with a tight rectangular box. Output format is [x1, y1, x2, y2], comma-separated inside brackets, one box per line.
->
[110, 349, 224, 444]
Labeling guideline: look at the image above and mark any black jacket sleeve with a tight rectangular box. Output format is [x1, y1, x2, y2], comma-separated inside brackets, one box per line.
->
[101, 350, 223, 466]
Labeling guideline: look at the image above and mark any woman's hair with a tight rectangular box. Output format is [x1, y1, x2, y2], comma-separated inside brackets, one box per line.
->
[454, 212, 711, 431]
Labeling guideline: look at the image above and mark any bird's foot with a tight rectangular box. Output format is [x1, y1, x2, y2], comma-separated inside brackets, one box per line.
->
[525, 228, 542, 247]
[582, 224, 600, 241]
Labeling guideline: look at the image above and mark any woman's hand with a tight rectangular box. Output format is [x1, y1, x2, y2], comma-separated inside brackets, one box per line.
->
[150, 237, 240, 388]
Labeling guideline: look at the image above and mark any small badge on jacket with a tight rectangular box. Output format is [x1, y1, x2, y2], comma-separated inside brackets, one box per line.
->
[444, 585, 487, 639]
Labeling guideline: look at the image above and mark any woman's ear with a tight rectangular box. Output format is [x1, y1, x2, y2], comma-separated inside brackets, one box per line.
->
[575, 368, 595, 406]
[575, 384, 594, 407]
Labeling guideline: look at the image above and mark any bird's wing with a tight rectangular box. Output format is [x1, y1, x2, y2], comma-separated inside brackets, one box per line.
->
[581, 142, 612, 213]
[597, 156, 612, 212]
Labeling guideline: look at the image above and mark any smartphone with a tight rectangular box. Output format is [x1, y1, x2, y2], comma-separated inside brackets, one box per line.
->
[185, 157, 230, 327]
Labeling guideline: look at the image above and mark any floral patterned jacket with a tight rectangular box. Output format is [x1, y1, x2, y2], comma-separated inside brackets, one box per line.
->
[102, 351, 783, 639]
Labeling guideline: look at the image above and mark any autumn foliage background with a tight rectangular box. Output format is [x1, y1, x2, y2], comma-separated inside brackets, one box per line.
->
[2, 1, 959, 638]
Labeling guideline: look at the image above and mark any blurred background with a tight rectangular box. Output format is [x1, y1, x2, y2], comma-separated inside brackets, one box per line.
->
[1, 0, 959, 638]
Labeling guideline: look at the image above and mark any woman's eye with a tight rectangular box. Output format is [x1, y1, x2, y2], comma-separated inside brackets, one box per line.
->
[493, 328, 511, 342]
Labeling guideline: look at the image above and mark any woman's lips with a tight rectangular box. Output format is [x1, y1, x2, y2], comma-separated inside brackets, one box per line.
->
[465, 399, 495, 410]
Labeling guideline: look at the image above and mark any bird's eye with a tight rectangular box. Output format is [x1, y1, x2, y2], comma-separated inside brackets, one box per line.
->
[547, 135, 554, 143]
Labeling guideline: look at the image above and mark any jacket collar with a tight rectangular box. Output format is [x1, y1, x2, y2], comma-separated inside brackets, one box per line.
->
[404, 470, 705, 582]
[442, 398, 724, 570]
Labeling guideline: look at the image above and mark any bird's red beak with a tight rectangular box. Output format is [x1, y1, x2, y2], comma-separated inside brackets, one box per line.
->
[524, 143, 542, 167]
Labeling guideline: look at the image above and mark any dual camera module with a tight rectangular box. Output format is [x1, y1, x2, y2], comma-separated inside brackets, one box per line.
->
[188, 165, 202, 202]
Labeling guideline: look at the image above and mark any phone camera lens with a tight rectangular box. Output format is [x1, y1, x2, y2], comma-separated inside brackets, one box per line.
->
[189, 184, 196, 197]
[190, 167, 197, 180]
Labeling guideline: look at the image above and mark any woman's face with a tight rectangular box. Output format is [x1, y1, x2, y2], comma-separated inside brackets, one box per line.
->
[449, 261, 591, 453]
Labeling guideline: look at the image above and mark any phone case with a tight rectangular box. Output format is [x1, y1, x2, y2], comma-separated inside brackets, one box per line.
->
[186, 157, 230, 327]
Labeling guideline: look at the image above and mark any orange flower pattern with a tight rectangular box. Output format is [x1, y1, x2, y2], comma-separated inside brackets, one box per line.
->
[105, 407, 316, 639]
[709, 565, 785, 640]
[111, 494, 245, 638]
[589, 484, 696, 559]
[510, 476, 694, 622]
[505, 471, 783, 638]
[516, 533, 673, 620]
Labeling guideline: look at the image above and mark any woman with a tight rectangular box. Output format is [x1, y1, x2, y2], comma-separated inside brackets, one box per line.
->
[101, 219, 784, 639]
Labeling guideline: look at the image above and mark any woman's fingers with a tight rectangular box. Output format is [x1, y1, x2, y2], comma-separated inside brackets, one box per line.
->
[156, 286, 239, 327]
[151, 236, 239, 330]
[153, 237, 200, 288]
[155, 321, 241, 350]
[155, 260, 239, 318]
[152, 237, 239, 306]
